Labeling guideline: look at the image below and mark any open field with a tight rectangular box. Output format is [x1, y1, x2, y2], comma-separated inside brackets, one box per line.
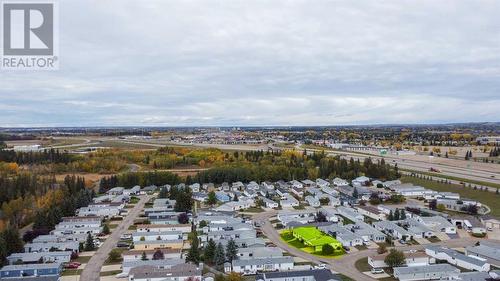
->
[401, 176, 500, 217]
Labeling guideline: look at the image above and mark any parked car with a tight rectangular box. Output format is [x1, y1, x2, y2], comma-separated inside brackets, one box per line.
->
[64, 263, 79, 269]
[117, 242, 130, 248]
[120, 234, 132, 240]
[371, 268, 384, 274]
[314, 264, 327, 269]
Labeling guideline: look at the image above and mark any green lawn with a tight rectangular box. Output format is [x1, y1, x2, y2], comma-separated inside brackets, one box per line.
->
[106, 223, 118, 229]
[73, 255, 91, 263]
[61, 269, 83, 276]
[100, 270, 122, 276]
[354, 257, 371, 272]
[337, 274, 356, 281]
[427, 236, 441, 243]
[242, 207, 265, 213]
[401, 176, 500, 217]
[280, 229, 344, 257]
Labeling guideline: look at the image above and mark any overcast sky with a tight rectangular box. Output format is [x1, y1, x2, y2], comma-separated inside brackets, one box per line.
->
[1, 0, 500, 127]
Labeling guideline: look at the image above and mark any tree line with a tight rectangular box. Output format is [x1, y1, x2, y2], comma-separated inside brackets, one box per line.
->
[99, 171, 181, 192]
[194, 151, 399, 184]
[0, 149, 75, 165]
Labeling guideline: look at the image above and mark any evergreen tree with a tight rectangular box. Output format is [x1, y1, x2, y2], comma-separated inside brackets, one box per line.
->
[84, 233, 95, 251]
[141, 251, 148, 260]
[225, 239, 238, 264]
[102, 224, 110, 235]
[400, 209, 406, 220]
[394, 209, 400, 221]
[185, 230, 200, 264]
[352, 187, 359, 199]
[204, 239, 216, 264]
[214, 242, 226, 270]
[1, 227, 23, 255]
[388, 210, 394, 221]
[206, 191, 217, 206]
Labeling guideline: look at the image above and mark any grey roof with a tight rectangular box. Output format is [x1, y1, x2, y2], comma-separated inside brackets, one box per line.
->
[129, 264, 201, 279]
[373, 220, 411, 236]
[0, 263, 62, 271]
[3, 277, 60, 281]
[466, 242, 500, 260]
[456, 272, 491, 281]
[7, 251, 72, 262]
[237, 247, 283, 258]
[257, 269, 337, 281]
[393, 264, 459, 275]
[233, 256, 293, 266]
[426, 245, 488, 267]
[122, 258, 184, 269]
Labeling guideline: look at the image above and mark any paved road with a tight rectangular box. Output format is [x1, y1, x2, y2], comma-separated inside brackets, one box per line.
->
[80, 195, 152, 281]
[252, 211, 490, 281]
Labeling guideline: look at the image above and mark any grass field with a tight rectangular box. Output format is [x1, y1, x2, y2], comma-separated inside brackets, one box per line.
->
[401, 176, 500, 217]
[100, 270, 122, 276]
[73, 255, 92, 263]
[280, 228, 344, 257]
[61, 269, 83, 276]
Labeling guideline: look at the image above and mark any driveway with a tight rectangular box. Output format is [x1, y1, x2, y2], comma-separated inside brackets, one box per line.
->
[79, 194, 152, 281]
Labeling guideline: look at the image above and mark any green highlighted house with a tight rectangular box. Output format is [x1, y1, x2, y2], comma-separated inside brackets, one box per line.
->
[292, 226, 343, 252]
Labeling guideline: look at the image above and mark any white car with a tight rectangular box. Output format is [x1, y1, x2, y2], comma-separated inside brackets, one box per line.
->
[315, 264, 327, 269]
[371, 268, 384, 274]
[120, 234, 132, 240]
[115, 273, 128, 278]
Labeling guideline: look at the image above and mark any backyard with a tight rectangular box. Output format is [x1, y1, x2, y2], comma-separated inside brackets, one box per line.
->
[280, 227, 344, 257]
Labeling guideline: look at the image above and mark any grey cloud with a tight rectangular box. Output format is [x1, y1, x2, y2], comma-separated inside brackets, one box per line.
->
[1, 0, 500, 126]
